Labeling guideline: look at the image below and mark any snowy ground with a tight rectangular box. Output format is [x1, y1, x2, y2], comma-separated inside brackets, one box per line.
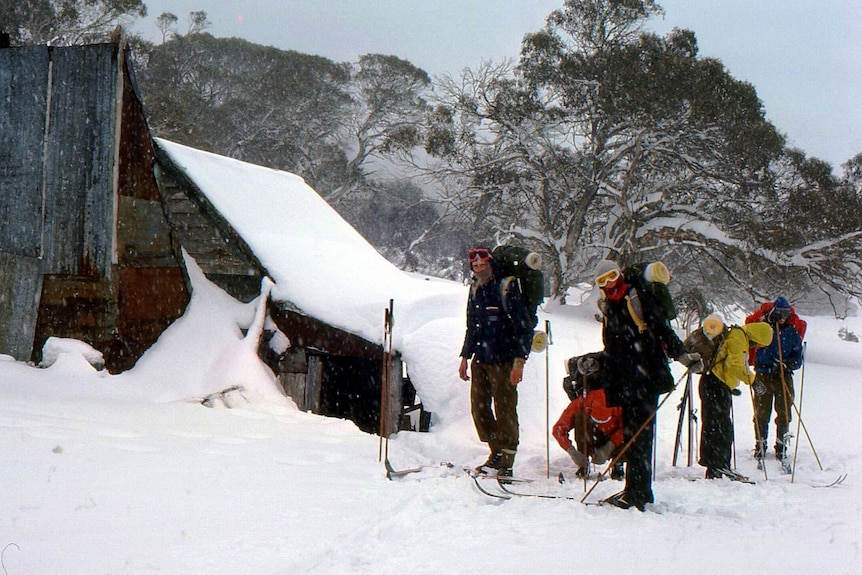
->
[1, 266, 860, 574]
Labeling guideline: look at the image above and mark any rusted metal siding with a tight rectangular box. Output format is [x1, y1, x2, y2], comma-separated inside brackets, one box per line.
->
[112, 47, 190, 371]
[41, 44, 118, 278]
[118, 48, 160, 204]
[0, 46, 48, 260]
[0, 253, 42, 359]
[1, 43, 190, 371]
[31, 274, 118, 363]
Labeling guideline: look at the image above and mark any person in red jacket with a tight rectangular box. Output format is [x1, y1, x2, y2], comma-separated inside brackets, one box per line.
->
[553, 352, 625, 480]
[745, 297, 806, 465]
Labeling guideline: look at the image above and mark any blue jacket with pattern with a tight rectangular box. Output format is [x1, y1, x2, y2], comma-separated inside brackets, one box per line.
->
[460, 264, 533, 365]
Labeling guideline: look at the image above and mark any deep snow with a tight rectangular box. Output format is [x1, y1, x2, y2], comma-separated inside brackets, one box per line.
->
[1, 139, 859, 574]
[1, 255, 859, 574]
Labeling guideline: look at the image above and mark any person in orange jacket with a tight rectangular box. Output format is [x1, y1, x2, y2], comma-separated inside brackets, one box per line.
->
[553, 352, 624, 480]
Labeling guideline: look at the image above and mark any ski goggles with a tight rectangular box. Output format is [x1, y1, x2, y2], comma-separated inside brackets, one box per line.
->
[595, 269, 621, 287]
[468, 248, 492, 262]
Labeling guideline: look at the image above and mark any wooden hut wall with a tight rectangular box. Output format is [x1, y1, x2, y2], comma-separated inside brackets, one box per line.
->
[1, 43, 190, 371]
[40, 44, 117, 277]
[0, 46, 49, 358]
[112, 47, 189, 370]
[152, 154, 264, 303]
[268, 306, 403, 435]
[30, 44, 123, 366]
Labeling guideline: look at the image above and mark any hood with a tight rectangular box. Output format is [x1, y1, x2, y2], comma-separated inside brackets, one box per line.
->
[743, 322, 773, 346]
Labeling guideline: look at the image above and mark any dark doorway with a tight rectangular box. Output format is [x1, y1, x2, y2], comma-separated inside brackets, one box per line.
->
[319, 356, 381, 434]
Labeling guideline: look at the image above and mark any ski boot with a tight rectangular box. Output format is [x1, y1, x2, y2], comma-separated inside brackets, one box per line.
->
[475, 451, 502, 475]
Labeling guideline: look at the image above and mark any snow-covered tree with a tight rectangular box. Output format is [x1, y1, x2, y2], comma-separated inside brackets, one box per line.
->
[1, 0, 146, 45]
[418, 0, 862, 312]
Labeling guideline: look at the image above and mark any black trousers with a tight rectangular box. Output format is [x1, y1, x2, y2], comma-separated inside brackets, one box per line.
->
[698, 373, 733, 470]
[621, 393, 658, 507]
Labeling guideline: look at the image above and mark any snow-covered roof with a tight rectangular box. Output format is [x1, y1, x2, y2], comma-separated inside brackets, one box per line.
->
[154, 138, 466, 348]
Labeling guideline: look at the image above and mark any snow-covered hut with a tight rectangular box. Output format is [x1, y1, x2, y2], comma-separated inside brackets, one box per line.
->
[1, 40, 452, 435]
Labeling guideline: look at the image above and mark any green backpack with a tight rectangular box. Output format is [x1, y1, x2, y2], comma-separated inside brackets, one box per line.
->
[623, 261, 677, 322]
[492, 245, 544, 329]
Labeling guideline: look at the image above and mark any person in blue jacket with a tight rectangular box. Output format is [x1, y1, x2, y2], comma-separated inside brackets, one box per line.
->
[458, 247, 534, 478]
[746, 296, 806, 462]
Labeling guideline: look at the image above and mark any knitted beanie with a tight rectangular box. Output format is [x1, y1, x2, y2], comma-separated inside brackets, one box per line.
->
[594, 259, 621, 280]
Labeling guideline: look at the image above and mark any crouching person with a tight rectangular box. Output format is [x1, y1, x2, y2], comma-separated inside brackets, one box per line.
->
[554, 352, 625, 480]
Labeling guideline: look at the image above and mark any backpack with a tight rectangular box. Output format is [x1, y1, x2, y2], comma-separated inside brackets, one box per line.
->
[684, 325, 729, 373]
[492, 245, 544, 328]
[562, 351, 606, 400]
[747, 301, 807, 340]
[623, 261, 677, 322]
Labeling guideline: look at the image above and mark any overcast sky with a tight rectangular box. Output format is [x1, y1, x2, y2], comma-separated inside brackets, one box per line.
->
[133, 0, 861, 170]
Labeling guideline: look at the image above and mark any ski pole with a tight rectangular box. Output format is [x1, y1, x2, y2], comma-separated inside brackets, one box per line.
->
[782, 373, 822, 471]
[378, 307, 388, 461]
[791, 343, 807, 482]
[672, 373, 690, 467]
[378, 300, 394, 462]
[730, 398, 737, 470]
[687, 372, 697, 467]
[580, 369, 689, 504]
[749, 382, 768, 481]
[777, 336, 822, 471]
[545, 320, 552, 479]
[582, 371, 589, 492]
[776, 324, 793, 468]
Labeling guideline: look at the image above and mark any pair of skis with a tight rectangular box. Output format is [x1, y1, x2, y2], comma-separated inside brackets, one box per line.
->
[467, 469, 579, 500]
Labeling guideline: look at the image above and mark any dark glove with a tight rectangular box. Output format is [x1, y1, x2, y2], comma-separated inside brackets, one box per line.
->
[591, 441, 615, 465]
[567, 447, 587, 469]
[677, 352, 703, 373]
[577, 356, 600, 376]
[753, 380, 767, 396]
[730, 388, 742, 396]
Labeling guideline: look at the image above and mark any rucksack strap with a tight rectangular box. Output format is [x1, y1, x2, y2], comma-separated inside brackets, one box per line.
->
[625, 288, 648, 333]
[499, 275, 518, 314]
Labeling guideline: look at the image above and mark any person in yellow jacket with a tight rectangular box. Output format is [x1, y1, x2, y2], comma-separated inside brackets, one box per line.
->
[684, 315, 773, 479]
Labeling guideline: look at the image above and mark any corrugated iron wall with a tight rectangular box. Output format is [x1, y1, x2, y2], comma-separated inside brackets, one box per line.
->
[41, 44, 117, 277]
[1, 43, 190, 371]
[0, 47, 49, 358]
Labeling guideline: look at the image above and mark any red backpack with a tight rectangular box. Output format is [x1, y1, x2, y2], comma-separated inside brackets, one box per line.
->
[745, 301, 807, 364]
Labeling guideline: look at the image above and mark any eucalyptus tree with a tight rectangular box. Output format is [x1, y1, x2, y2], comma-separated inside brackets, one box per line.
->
[421, 0, 788, 308]
[139, 33, 353, 195]
[1, 0, 146, 45]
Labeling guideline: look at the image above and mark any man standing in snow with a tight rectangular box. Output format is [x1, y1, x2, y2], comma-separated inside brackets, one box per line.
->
[684, 314, 773, 479]
[593, 260, 701, 510]
[459, 247, 534, 479]
[745, 297, 805, 465]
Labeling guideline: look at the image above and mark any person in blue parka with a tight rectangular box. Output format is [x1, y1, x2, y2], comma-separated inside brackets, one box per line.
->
[458, 247, 534, 479]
